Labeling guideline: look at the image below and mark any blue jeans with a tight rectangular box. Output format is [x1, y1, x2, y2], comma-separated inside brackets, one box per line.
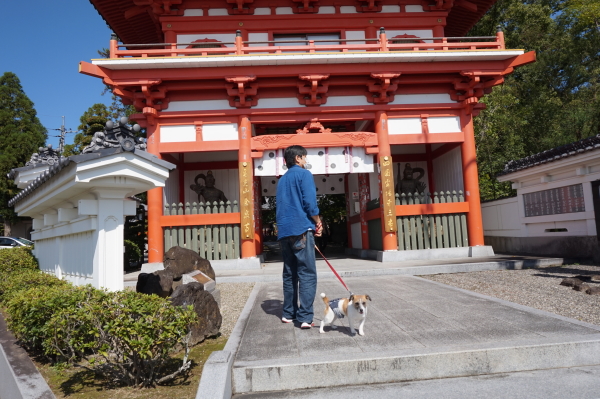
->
[280, 231, 317, 324]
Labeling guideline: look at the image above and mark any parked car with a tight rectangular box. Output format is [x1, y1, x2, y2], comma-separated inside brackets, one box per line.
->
[0, 237, 34, 249]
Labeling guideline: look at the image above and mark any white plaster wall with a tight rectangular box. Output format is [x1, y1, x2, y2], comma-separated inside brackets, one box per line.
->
[388, 118, 422, 134]
[432, 146, 464, 193]
[164, 168, 180, 208]
[160, 125, 196, 143]
[166, 100, 233, 112]
[184, 169, 240, 205]
[203, 123, 238, 141]
[428, 116, 462, 133]
[323, 96, 370, 107]
[482, 197, 522, 237]
[390, 93, 455, 105]
[60, 231, 95, 285]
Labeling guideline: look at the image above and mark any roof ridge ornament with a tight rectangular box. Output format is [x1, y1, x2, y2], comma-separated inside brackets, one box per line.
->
[25, 144, 60, 167]
[82, 117, 147, 154]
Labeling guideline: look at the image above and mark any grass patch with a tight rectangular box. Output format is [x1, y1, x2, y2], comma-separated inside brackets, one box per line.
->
[35, 335, 227, 399]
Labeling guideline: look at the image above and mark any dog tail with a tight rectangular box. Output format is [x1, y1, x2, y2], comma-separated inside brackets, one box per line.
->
[320, 292, 329, 308]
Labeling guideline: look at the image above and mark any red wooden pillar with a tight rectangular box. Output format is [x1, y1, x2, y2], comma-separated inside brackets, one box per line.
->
[358, 173, 370, 249]
[146, 122, 164, 263]
[238, 116, 256, 258]
[253, 176, 262, 256]
[461, 112, 485, 246]
[375, 111, 398, 251]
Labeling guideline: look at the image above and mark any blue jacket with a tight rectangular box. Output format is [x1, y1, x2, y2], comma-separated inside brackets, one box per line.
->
[276, 165, 319, 240]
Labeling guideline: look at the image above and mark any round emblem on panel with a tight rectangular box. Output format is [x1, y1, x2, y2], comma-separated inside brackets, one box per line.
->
[306, 164, 312, 170]
[258, 165, 263, 171]
[353, 162, 359, 168]
[331, 187, 335, 191]
[269, 152, 275, 158]
[330, 163, 336, 169]
[283, 165, 288, 170]
[322, 178, 327, 182]
[318, 151, 324, 156]
[263, 189, 268, 193]
[339, 178, 343, 182]
[271, 180, 276, 184]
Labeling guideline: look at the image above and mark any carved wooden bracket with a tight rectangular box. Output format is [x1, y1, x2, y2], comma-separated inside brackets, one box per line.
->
[296, 119, 332, 134]
[421, 0, 477, 12]
[125, 0, 183, 19]
[355, 0, 382, 12]
[292, 0, 320, 13]
[225, 76, 258, 108]
[366, 73, 401, 104]
[451, 71, 504, 102]
[297, 74, 330, 106]
[226, 0, 255, 15]
[142, 106, 159, 126]
[134, 85, 169, 111]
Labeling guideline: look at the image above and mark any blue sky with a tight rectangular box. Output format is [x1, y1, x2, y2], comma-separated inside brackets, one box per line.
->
[1, 1, 114, 149]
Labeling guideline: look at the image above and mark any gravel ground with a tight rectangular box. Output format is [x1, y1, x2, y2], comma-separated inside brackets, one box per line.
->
[218, 282, 255, 337]
[421, 264, 600, 326]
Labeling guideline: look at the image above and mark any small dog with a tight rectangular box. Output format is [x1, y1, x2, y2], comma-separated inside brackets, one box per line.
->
[319, 292, 371, 336]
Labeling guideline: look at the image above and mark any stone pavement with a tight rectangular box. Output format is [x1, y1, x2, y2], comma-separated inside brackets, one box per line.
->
[215, 251, 564, 283]
[207, 273, 600, 398]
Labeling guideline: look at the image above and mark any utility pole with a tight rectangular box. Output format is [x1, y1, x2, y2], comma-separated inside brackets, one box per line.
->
[50, 116, 77, 156]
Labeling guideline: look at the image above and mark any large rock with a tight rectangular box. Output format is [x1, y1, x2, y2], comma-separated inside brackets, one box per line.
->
[164, 246, 215, 280]
[136, 270, 175, 297]
[170, 282, 222, 346]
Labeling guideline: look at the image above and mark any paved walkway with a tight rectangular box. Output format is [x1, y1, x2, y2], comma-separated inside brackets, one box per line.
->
[227, 274, 600, 397]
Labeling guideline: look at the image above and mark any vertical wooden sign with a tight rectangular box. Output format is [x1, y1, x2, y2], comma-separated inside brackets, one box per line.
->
[380, 155, 397, 232]
[239, 161, 254, 239]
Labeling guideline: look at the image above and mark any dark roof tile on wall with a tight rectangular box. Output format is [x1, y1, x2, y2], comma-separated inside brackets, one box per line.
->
[499, 135, 600, 177]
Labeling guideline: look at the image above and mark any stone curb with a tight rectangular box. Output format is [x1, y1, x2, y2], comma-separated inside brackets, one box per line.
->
[0, 314, 55, 399]
[196, 283, 262, 399]
[216, 258, 564, 283]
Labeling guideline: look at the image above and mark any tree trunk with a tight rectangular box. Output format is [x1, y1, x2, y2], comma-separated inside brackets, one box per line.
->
[4, 221, 12, 237]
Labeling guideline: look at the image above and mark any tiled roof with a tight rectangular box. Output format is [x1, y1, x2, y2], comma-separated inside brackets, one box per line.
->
[87, 0, 498, 45]
[8, 148, 172, 207]
[499, 135, 600, 177]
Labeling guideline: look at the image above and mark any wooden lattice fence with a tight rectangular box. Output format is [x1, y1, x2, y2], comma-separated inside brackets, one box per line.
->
[396, 191, 468, 251]
[164, 201, 240, 260]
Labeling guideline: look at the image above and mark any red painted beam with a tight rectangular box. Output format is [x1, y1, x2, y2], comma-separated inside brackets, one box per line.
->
[160, 213, 241, 227]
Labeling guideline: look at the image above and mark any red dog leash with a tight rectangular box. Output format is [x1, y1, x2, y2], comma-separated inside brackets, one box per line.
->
[314, 244, 353, 295]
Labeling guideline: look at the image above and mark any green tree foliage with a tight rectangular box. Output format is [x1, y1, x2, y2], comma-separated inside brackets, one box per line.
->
[62, 103, 110, 156]
[0, 72, 47, 226]
[470, 0, 600, 200]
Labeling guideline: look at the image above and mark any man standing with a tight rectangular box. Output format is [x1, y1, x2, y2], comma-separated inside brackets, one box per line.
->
[277, 145, 323, 329]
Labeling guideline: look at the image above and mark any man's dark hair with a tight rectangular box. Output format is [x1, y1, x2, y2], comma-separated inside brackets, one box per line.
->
[284, 145, 307, 168]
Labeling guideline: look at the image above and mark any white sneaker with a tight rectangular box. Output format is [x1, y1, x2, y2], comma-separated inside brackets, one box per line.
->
[301, 322, 314, 329]
[281, 317, 294, 323]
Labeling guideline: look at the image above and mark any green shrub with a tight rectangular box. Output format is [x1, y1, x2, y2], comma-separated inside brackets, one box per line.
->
[0, 269, 68, 303]
[0, 246, 38, 274]
[46, 290, 197, 387]
[5, 285, 102, 353]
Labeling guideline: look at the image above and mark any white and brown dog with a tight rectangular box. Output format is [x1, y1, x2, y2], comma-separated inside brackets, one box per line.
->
[319, 292, 371, 336]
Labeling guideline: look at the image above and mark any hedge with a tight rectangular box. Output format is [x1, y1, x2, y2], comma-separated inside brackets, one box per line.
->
[1, 246, 199, 387]
[0, 246, 38, 274]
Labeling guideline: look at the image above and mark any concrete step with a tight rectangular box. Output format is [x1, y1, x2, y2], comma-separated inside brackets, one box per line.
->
[232, 335, 600, 394]
[228, 275, 600, 395]
[232, 364, 600, 399]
